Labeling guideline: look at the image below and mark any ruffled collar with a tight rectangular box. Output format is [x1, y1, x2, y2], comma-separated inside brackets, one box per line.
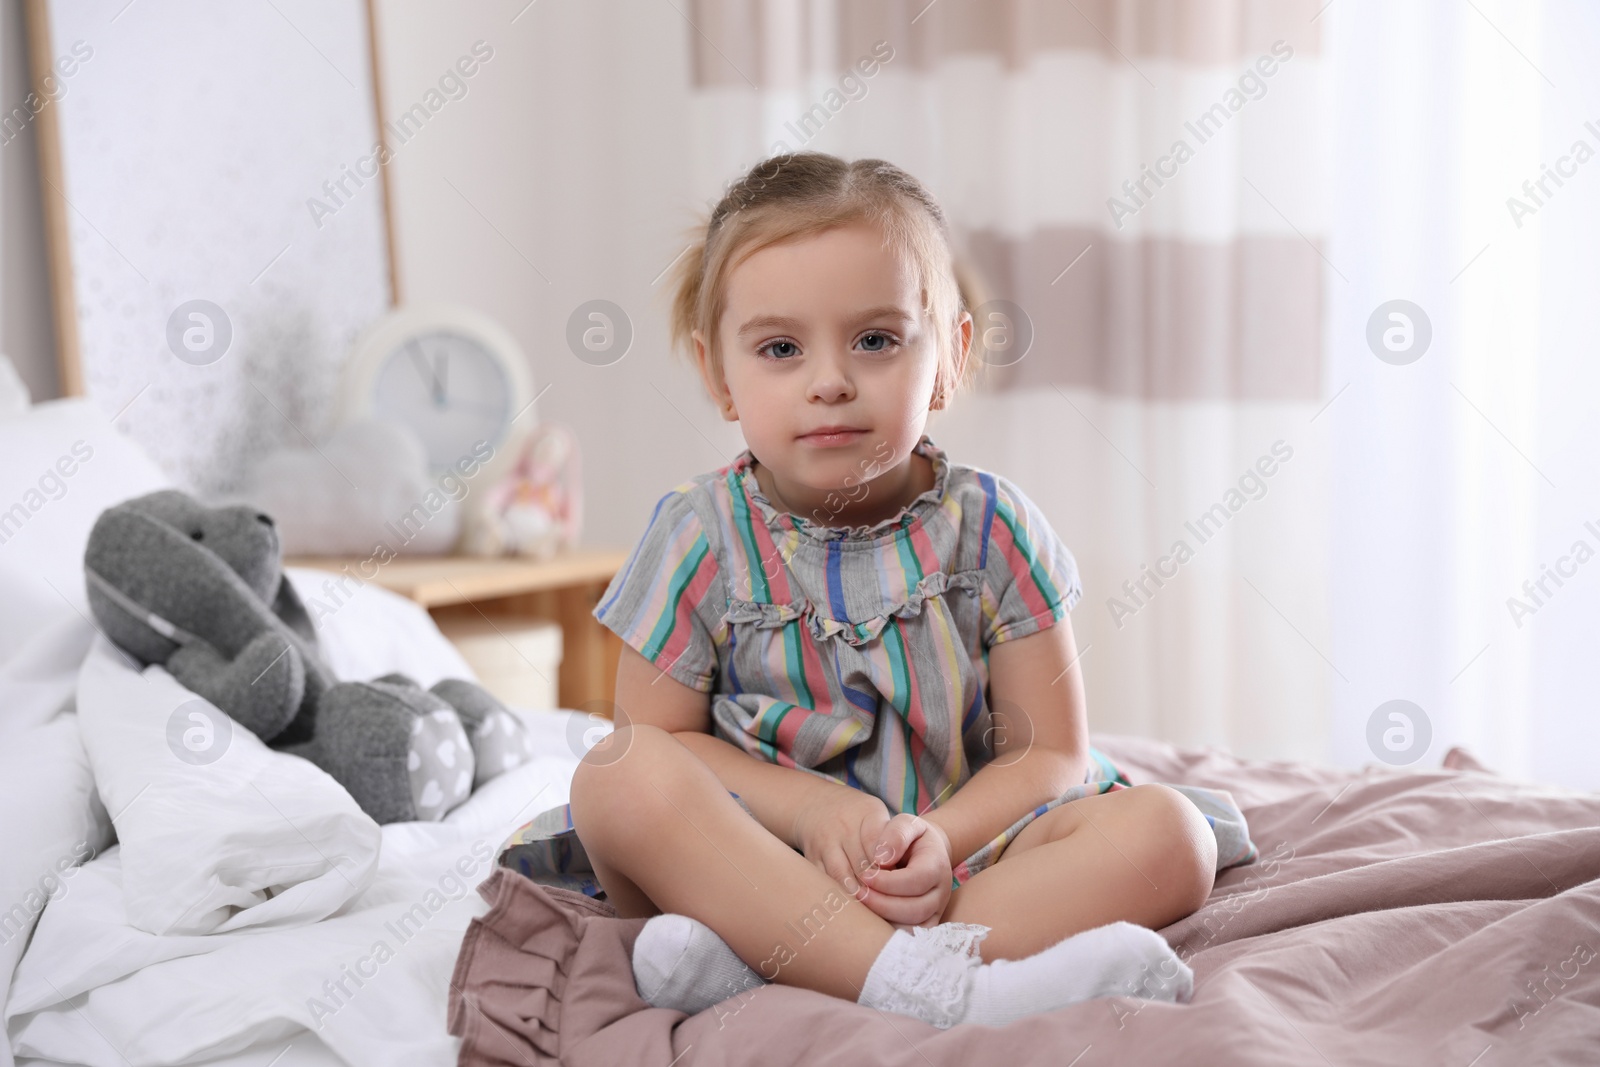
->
[730, 434, 951, 543]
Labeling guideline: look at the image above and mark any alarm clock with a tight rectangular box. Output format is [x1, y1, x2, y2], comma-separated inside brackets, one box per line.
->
[339, 304, 536, 487]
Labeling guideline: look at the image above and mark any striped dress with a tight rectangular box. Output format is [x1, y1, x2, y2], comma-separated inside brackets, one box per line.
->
[495, 434, 1257, 897]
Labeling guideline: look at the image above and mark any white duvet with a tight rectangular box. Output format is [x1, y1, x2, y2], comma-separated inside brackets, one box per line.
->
[4, 570, 596, 1067]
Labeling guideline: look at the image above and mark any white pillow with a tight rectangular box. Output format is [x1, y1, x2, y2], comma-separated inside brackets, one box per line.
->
[76, 637, 380, 935]
[0, 398, 171, 667]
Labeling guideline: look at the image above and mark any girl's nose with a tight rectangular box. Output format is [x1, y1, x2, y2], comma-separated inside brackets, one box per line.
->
[806, 350, 855, 403]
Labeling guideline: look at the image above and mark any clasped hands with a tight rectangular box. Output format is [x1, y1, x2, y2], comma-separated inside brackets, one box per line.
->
[790, 786, 953, 929]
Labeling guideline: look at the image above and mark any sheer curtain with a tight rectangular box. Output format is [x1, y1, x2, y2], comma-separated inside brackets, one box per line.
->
[683, 0, 1333, 763]
[1327, 0, 1600, 787]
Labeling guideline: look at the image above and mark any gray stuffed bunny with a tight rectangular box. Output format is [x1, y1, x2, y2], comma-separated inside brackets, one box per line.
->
[83, 489, 538, 823]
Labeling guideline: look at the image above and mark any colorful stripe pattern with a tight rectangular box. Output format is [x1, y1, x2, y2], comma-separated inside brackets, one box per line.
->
[596, 436, 1084, 816]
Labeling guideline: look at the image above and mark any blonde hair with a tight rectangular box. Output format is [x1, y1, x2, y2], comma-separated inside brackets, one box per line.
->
[668, 152, 982, 406]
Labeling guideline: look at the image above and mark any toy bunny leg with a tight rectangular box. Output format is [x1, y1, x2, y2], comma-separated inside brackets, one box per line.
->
[282, 679, 476, 824]
[428, 678, 539, 787]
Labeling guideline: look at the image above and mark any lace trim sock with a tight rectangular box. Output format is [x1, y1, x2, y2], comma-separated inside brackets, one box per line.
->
[857, 920, 1193, 1030]
[631, 913, 767, 1014]
[957, 920, 1193, 1027]
[857, 923, 988, 1029]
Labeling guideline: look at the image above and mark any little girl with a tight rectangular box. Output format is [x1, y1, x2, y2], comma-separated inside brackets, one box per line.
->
[508, 153, 1257, 1029]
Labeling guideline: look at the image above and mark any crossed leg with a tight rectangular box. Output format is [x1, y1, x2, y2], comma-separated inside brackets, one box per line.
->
[939, 783, 1217, 961]
[570, 723, 1216, 1000]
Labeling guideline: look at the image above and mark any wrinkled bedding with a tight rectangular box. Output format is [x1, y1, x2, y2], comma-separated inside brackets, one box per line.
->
[449, 735, 1600, 1066]
[2, 574, 585, 1067]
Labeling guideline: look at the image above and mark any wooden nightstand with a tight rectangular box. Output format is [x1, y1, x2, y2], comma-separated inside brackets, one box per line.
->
[288, 549, 628, 711]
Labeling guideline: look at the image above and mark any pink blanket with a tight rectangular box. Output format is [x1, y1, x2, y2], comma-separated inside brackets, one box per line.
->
[448, 735, 1600, 1065]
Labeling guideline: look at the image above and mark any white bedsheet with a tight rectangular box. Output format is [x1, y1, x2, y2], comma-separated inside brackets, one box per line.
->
[7, 724, 584, 1067]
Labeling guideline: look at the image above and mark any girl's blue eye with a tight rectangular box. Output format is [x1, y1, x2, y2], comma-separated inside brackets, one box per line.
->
[757, 333, 899, 360]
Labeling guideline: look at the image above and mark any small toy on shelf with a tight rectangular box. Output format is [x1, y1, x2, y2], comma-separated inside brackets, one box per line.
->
[458, 423, 582, 559]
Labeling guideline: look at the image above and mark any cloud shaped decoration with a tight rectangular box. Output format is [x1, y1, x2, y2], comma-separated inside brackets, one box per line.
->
[234, 419, 461, 557]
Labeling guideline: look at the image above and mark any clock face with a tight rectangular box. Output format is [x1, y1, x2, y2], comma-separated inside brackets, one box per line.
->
[371, 329, 511, 473]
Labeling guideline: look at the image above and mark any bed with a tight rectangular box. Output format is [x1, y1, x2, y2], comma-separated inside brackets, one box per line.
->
[449, 737, 1600, 1065]
[5, 399, 1599, 1066]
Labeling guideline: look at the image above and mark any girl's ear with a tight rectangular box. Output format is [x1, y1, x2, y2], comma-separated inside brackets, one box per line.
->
[930, 311, 974, 411]
[692, 328, 739, 421]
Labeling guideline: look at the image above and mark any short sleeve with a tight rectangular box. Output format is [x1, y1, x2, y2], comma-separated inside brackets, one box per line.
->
[592, 488, 726, 692]
[980, 474, 1082, 647]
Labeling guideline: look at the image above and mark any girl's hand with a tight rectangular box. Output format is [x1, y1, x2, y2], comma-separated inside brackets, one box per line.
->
[791, 786, 892, 902]
[859, 814, 953, 928]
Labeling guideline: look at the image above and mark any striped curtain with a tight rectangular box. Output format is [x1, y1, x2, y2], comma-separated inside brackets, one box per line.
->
[683, 0, 1332, 762]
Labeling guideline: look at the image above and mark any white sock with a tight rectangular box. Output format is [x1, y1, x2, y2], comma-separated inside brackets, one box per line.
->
[631, 913, 767, 1014]
[857, 920, 1193, 1029]
[959, 921, 1193, 1026]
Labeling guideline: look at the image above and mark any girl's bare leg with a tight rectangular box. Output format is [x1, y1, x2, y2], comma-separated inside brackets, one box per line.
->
[568, 723, 894, 1002]
[942, 783, 1217, 962]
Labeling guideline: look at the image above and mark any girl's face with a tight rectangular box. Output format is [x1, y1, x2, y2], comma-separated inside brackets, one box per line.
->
[695, 221, 963, 512]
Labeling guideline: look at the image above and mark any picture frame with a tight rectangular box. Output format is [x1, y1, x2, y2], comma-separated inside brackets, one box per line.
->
[24, 0, 401, 496]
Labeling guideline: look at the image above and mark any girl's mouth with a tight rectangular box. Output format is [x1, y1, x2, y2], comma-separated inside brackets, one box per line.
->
[797, 428, 867, 447]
